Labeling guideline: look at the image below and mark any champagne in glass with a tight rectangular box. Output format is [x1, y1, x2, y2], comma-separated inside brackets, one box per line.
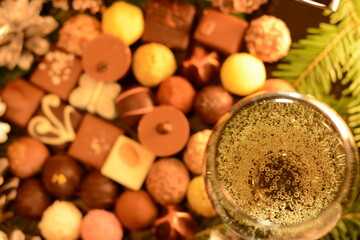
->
[205, 92, 358, 240]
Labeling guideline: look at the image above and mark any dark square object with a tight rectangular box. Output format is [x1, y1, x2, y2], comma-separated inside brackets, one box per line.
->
[142, 0, 196, 50]
[193, 9, 248, 55]
[30, 50, 83, 101]
[0, 78, 45, 128]
[27, 94, 83, 151]
[68, 114, 125, 169]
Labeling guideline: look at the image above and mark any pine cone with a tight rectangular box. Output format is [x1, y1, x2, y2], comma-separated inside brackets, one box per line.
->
[0, 0, 58, 70]
[0, 158, 20, 223]
[209, 0, 269, 14]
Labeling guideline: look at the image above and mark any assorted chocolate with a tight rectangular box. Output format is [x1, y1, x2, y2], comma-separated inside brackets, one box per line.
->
[0, 0, 294, 239]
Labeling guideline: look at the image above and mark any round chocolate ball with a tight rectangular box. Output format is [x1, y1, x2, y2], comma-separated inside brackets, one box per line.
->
[145, 158, 190, 206]
[57, 14, 101, 56]
[7, 136, 49, 178]
[81, 209, 123, 240]
[194, 85, 234, 125]
[116, 86, 155, 127]
[183, 129, 212, 175]
[132, 43, 177, 87]
[115, 190, 158, 230]
[220, 53, 266, 96]
[245, 15, 291, 63]
[256, 78, 297, 93]
[39, 200, 82, 240]
[15, 178, 52, 219]
[186, 176, 216, 218]
[80, 171, 119, 209]
[156, 76, 196, 114]
[42, 155, 84, 199]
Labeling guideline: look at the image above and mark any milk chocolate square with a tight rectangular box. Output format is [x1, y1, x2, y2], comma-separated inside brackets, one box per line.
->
[68, 114, 124, 169]
[0, 78, 45, 128]
[193, 9, 248, 55]
[142, 0, 196, 50]
[28, 94, 83, 150]
[101, 135, 155, 190]
[30, 50, 83, 101]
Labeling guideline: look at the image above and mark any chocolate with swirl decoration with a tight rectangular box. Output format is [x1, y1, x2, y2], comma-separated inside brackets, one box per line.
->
[27, 94, 83, 149]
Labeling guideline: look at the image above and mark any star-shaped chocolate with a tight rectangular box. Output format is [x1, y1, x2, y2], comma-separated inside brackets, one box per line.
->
[181, 46, 220, 88]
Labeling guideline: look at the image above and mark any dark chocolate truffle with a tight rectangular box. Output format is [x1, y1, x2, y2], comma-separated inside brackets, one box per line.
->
[15, 178, 52, 219]
[194, 85, 233, 124]
[156, 76, 196, 114]
[82, 34, 131, 82]
[42, 155, 84, 199]
[116, 86, 155, 127]
[80, 171, 119, 209]
[138, 106, 190, 157]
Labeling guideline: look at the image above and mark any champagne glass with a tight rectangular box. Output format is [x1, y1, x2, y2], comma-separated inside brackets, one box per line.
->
[205, 92, 359, 240]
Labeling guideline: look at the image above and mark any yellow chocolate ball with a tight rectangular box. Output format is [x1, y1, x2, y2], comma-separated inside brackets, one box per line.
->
[102, 1, 144, 45]
[187, 176, 217, 218]
[132, 43, 177, 87]
[220, 53, 266, 96]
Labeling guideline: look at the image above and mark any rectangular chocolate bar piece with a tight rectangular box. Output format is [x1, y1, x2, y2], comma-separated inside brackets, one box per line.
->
[193, 9, 248, 55]
[30, 50, 82, 101]
[142, 0, 196, 50]
[0, 78, 45, 128]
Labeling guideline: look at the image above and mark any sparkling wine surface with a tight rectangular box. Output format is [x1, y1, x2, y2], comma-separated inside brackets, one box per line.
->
[216, 99, 346, 226]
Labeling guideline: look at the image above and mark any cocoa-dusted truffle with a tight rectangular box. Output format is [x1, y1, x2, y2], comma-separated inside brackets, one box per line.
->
[145, 158, 190, 205]
[138, 106, 190, 157]
[183, 129, 212, 175]
[115, 86, 155, 127]
[156, 76, 196, 114]
[194, 85, 233, 125]
[245, 15, 291, 63]
[7, 136, 49, 179]
[57, 14, 101, 56]
[42, 155, 84, 199]
[115, 190, 158, 230]
[15, 178, 52, 219]
[80, 171, 119, 209]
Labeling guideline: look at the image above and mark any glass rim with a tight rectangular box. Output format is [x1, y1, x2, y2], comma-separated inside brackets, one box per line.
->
[204, 91, 359, 239]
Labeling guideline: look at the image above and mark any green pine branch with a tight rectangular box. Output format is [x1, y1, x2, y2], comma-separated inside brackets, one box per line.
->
[273, 0, 360, 239]
[272, 0, 360, 147]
